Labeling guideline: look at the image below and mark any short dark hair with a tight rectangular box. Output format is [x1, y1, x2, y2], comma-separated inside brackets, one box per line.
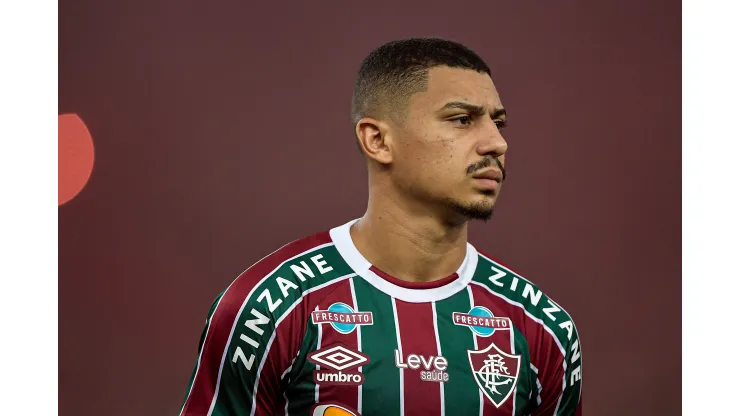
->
[350, 38, 492, 127]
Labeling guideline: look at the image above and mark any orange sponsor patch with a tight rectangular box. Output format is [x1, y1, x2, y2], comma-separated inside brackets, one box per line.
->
[312, 404, 358, 416]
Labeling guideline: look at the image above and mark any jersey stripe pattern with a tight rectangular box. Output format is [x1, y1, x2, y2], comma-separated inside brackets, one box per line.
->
[179, 219, 583, 416]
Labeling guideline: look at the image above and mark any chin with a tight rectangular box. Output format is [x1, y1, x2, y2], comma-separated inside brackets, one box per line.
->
[444, 196, 496, 223]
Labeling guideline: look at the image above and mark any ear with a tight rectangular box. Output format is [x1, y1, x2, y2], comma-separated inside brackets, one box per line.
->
[355, 117, 393, 165]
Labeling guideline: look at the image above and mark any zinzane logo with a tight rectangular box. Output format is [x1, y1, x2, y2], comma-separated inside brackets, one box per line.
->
[308, 343, 369, 386]
[311, 302, 373, 334]
[394, 350, 449, 382]
[230, 252, 335, 372]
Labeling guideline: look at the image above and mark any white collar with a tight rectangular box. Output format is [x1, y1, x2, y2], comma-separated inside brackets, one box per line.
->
[329, 218, 478, 303]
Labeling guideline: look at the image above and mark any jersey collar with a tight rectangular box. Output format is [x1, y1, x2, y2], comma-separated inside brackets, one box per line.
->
[329, 218, 479, 303]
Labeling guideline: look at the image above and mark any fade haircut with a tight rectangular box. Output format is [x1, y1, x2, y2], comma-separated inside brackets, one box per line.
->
[350, 38, 492, 127]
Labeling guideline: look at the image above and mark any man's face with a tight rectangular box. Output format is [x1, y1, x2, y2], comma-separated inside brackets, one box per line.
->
[390, 66, 508, 222]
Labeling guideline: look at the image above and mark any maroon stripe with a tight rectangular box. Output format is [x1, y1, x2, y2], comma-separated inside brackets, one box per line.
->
[530, 360, 565, 416]
[395, 300, 442, 416]
[370, 265, 459, 289]
[181, 231, 333, 415]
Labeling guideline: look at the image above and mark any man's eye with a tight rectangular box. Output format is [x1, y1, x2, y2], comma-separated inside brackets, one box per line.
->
[453, 116, 472, 125]
[494, 119, 507, 129]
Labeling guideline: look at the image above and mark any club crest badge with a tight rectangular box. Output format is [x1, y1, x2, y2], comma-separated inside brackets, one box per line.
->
[467, 343, 521, 408]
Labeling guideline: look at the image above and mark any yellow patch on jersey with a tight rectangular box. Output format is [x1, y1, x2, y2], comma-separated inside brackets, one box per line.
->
[312, 404, 357, 416]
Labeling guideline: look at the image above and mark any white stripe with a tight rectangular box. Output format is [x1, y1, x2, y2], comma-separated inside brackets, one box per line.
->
[179, 238, 314, 416]
[554, 328, 582, 414]
[466, 286, 483, 416]
[510, 320, 516, 416]
[530, 363, 538, 374]
[280, 365, 292, 380]
[249, 274, 355, 416]
[391, 297, 404, 416]
[530, 364, 542, 406]
[280, 352, 300, 381]
[283, 391, 289, 416]
[314, 305, 323, 405]
[431, 302, 444, 416]
[349, 278, 362, 413]
[553, 372, 566, 415]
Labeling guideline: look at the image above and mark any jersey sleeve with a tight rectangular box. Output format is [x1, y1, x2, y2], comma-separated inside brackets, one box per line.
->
[179, 282, 305, 416]
[531, 314, 583, 416]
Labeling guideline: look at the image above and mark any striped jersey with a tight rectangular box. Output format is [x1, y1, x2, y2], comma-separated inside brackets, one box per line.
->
[180, 219, 583, 416]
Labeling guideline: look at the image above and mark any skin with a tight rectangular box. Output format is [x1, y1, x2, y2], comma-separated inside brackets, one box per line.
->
[351, 66, 509, 284]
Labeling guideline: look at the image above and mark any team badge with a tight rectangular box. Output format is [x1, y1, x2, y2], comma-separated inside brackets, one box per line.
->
[312, 302, 373, 334]
[467, 343, 521, 408]
[453, 306, 511, 337]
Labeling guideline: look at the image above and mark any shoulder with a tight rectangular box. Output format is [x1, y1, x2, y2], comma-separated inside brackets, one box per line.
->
[202, 228, 356, 375]
[471, 250, 581, 359]
[472, 250, 583, 405]
[213, 229, 352, 320]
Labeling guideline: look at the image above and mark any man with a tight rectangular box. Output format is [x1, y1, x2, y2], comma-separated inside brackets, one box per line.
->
[179, 38, 582, 416]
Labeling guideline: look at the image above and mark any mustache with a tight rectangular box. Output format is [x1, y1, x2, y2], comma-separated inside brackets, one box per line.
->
[466, 157, 507, 181]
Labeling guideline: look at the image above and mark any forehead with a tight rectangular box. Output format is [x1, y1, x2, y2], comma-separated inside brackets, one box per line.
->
[413, 66, 502, 111]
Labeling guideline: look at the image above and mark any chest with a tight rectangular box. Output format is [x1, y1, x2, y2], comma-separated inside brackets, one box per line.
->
[284, 287, 536, 416]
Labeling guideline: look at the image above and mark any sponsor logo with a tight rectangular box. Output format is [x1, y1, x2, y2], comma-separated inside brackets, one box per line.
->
[312, 302, 373, 334]
[467, 343, 521, 408]
[308, 343, 369, 386]
[453, 306, 511, 337]
[394, 350, 449, 383]
[311, 403, 358, 416]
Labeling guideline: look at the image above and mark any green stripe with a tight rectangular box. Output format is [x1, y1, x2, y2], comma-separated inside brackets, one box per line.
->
[435, 290, 480, 415]
[353, 277, 401, 416]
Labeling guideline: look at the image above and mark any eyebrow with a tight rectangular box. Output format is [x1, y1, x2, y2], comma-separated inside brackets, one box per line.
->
[440, 101, 507, 119]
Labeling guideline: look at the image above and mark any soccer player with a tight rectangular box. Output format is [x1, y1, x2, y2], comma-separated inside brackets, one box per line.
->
[179, 38, 582, 416]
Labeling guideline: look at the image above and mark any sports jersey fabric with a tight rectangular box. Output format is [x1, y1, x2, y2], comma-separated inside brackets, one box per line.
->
[179, 219, 583, 416]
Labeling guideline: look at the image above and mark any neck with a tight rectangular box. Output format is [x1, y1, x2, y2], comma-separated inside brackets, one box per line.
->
[350, 185, 469, 284]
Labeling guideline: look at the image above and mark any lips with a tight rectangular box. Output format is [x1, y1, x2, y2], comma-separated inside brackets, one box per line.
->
[472, 169, 503, 183]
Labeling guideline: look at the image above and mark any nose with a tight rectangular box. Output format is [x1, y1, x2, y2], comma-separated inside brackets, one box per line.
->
[476, 121, 508, 159]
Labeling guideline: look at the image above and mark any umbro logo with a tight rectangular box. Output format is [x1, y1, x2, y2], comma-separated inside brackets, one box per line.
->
[308, 343, 369, 386]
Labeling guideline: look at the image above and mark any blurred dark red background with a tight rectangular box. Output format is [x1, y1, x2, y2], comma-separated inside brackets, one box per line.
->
[59, 1, 680, 414]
